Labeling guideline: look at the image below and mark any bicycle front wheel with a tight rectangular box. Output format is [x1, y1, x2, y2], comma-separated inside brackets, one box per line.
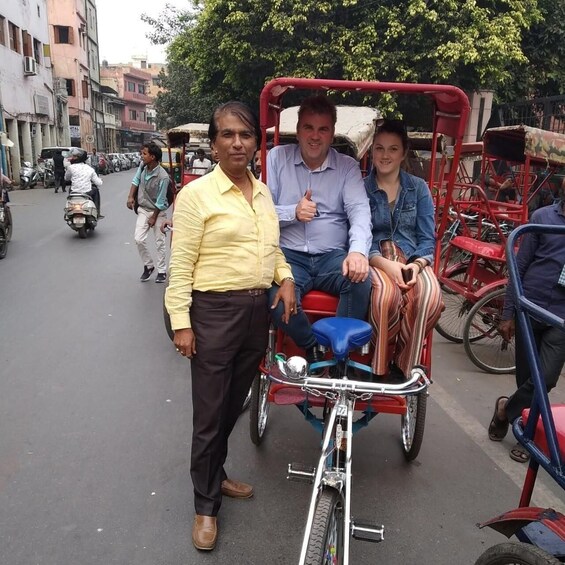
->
[474, 542, 561, 564]
[463, 288, 515, 374]
[305, 487, 345, 565]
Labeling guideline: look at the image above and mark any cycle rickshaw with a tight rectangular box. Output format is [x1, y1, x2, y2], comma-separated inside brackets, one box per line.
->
[436, 126, 565, 374]
[250, 77, 471, 564]
[475, 223, 565, 565]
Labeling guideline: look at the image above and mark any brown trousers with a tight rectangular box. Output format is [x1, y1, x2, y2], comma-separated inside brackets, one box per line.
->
[189, 291, 268, 516]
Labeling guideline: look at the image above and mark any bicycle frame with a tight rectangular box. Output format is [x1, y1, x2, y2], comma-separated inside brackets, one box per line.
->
[270, 360, 429, 564]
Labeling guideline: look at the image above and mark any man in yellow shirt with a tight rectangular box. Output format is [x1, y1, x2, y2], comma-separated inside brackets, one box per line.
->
[165, 102, 295, 552]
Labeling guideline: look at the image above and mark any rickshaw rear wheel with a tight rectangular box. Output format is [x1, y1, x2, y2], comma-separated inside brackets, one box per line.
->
[474, 542, 561, 564]
[435, 265, 473, 343]
[0, 225, 7, 259]
[250, 371, 270, 445]
[401, 391, 427, 461]
[304, 487, 344, 565]
[463, 288, 516, 374]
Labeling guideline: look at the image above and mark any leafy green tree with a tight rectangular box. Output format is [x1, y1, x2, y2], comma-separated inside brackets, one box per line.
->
[179, 0, 539, 105]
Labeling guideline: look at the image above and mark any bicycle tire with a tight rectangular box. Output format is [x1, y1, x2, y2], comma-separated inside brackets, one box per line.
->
[250, 371, 270, 445]
[304, 488, 345, 565]
[435, 265, 473, 343]
[463, 288, 515, 374]
[0, 225, 7, 259]
[401, 391, 427, 461]
[474, 542, 561, 565]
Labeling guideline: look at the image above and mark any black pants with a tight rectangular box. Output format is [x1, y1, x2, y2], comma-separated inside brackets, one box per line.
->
[189, 290, 268, 516]
[54, 169, 65, 190]
[505, 318, 565, 422]
[86, 187, 101, 213]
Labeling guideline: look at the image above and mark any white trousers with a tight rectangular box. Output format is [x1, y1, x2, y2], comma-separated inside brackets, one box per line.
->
[134, 207, 167, 273]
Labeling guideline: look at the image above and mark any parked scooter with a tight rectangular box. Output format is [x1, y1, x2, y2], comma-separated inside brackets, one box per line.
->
[0, 184, 13, 259]
[64, 189, 98, 238]
[19, 161, 40, 189]
[38, 161, 56, 189]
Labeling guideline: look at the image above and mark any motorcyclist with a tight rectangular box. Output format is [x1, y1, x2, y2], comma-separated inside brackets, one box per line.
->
[65, 147, 103, 218]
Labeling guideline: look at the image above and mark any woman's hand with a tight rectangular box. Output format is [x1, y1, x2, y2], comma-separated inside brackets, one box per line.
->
[174, 328, 197, 358]
[370, 256, 414, 290]
[271, 279, 297, 324]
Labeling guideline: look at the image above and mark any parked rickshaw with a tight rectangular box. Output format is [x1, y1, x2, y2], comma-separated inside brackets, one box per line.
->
[251, 77, 471, 564]
[436, 126, 565, 374]
[475, 223, 565, 565]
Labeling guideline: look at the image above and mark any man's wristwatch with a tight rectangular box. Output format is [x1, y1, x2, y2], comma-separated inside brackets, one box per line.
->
[281, 277, 295, 284]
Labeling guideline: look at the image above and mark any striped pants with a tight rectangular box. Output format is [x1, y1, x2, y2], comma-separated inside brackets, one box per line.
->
[369, 244, 443, 376]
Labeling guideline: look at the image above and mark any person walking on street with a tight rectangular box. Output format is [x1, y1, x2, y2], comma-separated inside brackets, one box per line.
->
[126, 142, 170, 283]
[53, 149, 66, 194]
[488, 195, 565, 462]
[90, 148, 101, 175]
[165, 101, 295, 552]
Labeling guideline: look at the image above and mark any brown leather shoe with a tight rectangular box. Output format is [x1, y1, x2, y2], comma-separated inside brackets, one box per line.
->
[220, 478, 254, 499]
[192, 514, 217, 551]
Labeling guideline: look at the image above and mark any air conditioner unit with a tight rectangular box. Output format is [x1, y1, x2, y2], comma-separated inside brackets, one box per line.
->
[23, 56, 37, 76]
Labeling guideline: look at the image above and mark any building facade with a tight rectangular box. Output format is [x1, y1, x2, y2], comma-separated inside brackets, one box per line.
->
[100, 62, 155, 152]
[0, 0, 70, 180]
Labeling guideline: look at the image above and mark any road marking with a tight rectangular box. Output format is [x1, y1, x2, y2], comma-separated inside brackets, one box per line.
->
[432, 380, 565, 513]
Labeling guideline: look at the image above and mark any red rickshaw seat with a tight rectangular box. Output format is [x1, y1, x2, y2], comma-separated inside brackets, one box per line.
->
[301, 291, 339, 314]
[521, 405, 565, 460]
[450, 235, 505, 260]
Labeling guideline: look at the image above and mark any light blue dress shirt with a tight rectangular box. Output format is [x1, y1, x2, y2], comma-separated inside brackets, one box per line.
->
[267, 144, 371, 256]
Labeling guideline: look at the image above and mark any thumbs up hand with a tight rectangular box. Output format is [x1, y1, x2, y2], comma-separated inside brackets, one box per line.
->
[296, 188, 318, 222]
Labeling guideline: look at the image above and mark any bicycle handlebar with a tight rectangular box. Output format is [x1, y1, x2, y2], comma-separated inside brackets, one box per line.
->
[269, 365, 430, 398]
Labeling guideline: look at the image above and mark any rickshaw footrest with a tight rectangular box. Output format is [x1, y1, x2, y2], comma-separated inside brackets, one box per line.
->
[351, 520, 385, 543]
[287, 463, 316, 483]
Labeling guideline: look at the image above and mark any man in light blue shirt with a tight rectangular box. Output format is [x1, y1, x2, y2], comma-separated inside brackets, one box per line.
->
[267, 95, 372, 370]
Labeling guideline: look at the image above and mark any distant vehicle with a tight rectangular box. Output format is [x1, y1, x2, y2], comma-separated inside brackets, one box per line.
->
[38, 146, 72, 169]
[87, 152, 110, 175]
[106, 153, 121, 172]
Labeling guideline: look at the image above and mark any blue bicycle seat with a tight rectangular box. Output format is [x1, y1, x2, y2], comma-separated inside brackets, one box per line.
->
[312, 317, 372, 361]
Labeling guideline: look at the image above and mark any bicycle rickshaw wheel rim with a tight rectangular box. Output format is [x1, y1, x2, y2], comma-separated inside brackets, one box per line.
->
[0, 225, 7, 259]
[250, 371, 270, 445]
[435, 265, 472, 343]
[304, 487, 344, 565]
[463, 288, 516, 374]
[474, 541, 562, 565]
[401, 391, 427, 461]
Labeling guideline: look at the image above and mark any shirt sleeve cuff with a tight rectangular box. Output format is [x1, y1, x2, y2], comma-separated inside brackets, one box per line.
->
[170, 313, 191, 330]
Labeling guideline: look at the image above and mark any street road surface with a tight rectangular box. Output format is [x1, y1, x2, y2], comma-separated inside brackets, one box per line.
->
[0, 172, 563, 564]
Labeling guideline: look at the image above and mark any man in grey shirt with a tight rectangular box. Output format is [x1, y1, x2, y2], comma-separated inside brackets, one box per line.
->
[267, 95, 372, 370]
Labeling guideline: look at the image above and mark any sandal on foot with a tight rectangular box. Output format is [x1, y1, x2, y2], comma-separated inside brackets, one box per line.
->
[488, 396, 509, 441]
[510, 442, 530, 463]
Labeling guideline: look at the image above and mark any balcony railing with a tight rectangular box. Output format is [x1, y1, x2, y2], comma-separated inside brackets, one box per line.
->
[121, 119, 155, 131]
[123, 91, 152, 104]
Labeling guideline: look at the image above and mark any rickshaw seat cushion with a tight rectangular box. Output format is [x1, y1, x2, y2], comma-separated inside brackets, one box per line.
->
[301, 291, 339, 314]
[521, 405, 565, 460]
[450, 236, 505, 260]
[312, 317, 372, 361]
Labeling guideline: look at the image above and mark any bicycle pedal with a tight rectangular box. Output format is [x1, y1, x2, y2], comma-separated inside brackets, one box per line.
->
[351, 520, 384, 543]
[287, 463, 316, 483]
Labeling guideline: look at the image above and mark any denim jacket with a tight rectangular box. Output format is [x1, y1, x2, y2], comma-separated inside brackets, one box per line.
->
[364, 168, 435, 263]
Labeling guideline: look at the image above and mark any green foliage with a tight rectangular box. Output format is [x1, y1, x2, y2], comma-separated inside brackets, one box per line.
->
[148, 0, 564, 127]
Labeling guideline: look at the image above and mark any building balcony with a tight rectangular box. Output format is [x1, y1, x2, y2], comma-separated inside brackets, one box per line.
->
[121, 119, 155, 132]
[104, 114, 117, 128]
[123, 91, 152, 104]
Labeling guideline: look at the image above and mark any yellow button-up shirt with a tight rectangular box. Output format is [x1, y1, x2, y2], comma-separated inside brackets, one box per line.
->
[165, 165, 293, 330]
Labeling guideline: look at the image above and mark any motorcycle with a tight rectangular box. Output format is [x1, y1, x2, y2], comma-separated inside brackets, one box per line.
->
[19, 161, 40, 189]
[64, 190, 98, 238]
[38, 161, 56, 189]
[0, 185, 13, 259]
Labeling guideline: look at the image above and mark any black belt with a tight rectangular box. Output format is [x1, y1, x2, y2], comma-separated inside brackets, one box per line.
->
[199, 289, 267, 296]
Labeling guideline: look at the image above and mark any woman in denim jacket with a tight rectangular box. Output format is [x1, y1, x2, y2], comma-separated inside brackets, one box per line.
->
[365, 120, 443, 378]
